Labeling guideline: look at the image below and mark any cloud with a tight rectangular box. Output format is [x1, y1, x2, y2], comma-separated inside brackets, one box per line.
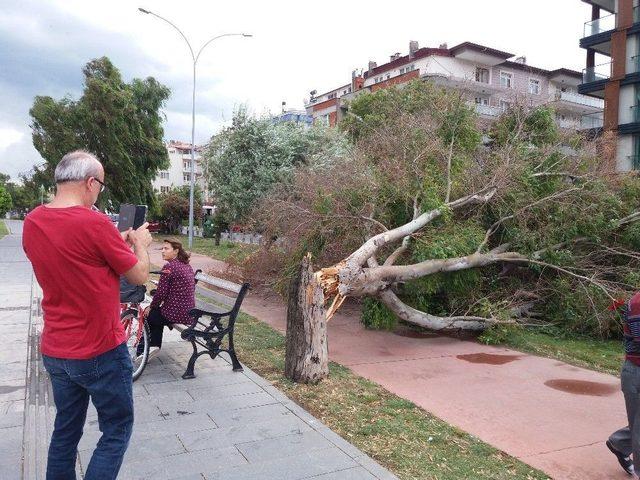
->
[0, 0, 243, 179]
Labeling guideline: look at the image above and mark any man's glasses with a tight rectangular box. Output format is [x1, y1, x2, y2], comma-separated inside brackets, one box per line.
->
[93, 178, 106, 193]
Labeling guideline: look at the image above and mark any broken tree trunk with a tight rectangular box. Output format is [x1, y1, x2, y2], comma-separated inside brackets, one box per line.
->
[285, 253, 329, 384]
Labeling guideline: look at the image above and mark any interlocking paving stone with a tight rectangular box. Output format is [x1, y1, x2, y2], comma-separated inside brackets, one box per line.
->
[306, 467, 379, 480]
[203, 447, 359, 480]
[116, 446, 247, 480]
[236, 430, 337, 463]
[179, 415, 312, 453]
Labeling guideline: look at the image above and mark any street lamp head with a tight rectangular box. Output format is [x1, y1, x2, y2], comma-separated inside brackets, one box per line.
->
[138, 7, 151, 14]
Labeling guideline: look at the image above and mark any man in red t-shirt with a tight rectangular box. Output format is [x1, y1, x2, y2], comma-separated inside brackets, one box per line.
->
[22, 150, 152, 480]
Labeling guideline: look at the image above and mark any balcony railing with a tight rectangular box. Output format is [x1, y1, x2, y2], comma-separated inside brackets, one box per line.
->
[582, 62, 611, 83]
[580, 111, 604, 129]
[583, 12, 616, 38]
[474, 104, 501, 117]
[555, 91, 604, 108]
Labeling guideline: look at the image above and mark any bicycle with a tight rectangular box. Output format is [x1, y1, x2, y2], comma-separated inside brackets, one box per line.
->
[120, 271, 160, 381]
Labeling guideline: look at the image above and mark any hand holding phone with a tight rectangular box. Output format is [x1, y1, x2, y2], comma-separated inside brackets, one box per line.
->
[127, 222, 152, 249]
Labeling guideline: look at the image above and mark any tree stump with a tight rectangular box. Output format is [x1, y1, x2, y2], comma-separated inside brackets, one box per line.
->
[285, 253, 329, 383]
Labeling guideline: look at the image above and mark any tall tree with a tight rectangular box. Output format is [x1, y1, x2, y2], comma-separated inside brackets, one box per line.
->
[204, 108, 350, 222]
[30, 57, 170, 209]
[0, 185, 12, 217]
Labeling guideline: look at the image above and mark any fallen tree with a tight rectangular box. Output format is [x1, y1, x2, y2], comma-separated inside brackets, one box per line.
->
[244, 82, 640, 382]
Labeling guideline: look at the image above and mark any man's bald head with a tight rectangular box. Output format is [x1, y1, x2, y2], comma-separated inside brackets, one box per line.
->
[54, 150, 103, 184]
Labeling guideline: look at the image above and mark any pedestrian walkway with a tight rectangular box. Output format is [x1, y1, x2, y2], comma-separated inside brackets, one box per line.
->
[152, 242, 632, 480]
[0, 223, 396, 480]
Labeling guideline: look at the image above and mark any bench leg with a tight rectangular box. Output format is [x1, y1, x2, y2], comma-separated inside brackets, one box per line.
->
[228, 348, 243, 372]
[182, 341, 201, 379]
[226, 330, 243, 372]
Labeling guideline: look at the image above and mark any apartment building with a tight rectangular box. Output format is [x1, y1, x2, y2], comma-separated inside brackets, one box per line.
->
[305, 41, 604, 133]
[152, 140, 209, 200]
[579, 0, 640, 170]
[272, 109, 313, 127]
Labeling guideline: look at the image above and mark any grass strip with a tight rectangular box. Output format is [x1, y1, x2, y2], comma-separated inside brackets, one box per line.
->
[233, 311, 548, 480]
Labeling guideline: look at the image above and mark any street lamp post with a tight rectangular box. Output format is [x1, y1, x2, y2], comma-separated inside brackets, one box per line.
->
[138, 7, 251, 248]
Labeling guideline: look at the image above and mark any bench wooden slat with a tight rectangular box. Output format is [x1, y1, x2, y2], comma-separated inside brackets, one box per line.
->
[195, 272, 242, 294]
[195, 285, 236, 307]
[195, 298, 227, 314]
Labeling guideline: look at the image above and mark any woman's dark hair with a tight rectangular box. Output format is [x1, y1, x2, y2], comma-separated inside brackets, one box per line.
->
[164, 238, 190, 264]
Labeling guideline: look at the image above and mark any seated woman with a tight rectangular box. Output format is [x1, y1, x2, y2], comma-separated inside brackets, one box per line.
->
[142, 239, 195, 357]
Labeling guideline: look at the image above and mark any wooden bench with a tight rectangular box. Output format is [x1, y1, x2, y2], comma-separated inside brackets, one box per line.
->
[170, 270, 250, 379]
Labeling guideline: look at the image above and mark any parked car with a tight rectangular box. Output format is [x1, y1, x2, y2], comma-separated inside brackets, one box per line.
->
[147, 221, 162, 233]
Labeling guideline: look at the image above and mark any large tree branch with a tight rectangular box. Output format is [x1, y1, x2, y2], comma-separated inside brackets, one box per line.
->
[378, 289, 497, 331]
[345, 186, 497, 268]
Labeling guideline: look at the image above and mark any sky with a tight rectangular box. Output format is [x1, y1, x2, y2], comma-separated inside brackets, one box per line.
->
[0, 0, 593, 180]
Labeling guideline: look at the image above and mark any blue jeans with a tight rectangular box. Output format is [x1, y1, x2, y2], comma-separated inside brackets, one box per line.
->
[42, 342, 134, 480]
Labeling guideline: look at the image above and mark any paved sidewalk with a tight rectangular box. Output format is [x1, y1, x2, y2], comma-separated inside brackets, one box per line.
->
[152, 242, 632, 480]
[0, 221, 33, 479]
[0, 223, 396, 480]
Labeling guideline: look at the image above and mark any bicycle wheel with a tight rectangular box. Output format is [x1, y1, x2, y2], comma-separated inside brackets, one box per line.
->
[121, 309, 150, 381]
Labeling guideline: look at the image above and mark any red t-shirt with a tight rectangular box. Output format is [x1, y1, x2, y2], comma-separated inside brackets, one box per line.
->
[23, 205, 138, 359]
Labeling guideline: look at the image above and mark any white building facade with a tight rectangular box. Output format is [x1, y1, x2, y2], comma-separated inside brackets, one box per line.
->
[152, 140, 210, 201]
[306, 41, 604, 132]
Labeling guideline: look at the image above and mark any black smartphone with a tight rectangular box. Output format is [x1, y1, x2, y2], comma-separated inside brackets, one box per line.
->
[117, 204, 147, 232]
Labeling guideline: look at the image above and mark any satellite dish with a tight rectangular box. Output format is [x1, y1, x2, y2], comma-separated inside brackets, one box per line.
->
[310, 90, 317, 96]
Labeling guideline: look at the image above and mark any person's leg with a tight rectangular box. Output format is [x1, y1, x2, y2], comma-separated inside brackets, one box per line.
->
[83, 343, 134, 480]
[620, 361, 640, 474]
[146, 307, 167, 349]
[609, 426, 632, 457]
[42, 354, 91, 480]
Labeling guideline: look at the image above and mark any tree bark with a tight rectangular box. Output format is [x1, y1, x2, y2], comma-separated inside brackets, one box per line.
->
[285, 253, 329, 384]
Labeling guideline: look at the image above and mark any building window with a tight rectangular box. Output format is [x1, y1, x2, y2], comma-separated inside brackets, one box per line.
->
[328, 92, 336, 99]
[159, 171, 169, 179]
[386, 74, 390, 79]
[183, 160, 190, 170]
[475, 67, 490, 84]
[183, 173, 190, 182]
[475, 97, 488, 105]
[399, 68, 404, 74]
[529, 78, 540, 95]
[160, 186, 170, 194]
[499, 100, 511, 112]
[500, 71, 513, 88]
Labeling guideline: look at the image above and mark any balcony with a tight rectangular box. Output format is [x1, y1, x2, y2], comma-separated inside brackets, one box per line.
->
[583, 63, 611, 83]
[581, 13, 615, 55]
[618, 106, 640, 134]
[583, 12, 616, 37]
[579, 62, 610, 98]
[554, 91, 604, 109]
[474, 104, 501, 117]
[580, 111, 604, 129]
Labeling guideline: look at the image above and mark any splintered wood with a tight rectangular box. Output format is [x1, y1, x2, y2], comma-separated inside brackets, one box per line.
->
[317, 262, 346, 321]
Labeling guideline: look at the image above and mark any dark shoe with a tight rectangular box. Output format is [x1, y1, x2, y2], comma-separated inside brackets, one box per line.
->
[606, 440, 634, 475]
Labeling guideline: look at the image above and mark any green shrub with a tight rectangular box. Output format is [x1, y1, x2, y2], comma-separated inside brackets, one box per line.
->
[361, 298, 397, 330]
